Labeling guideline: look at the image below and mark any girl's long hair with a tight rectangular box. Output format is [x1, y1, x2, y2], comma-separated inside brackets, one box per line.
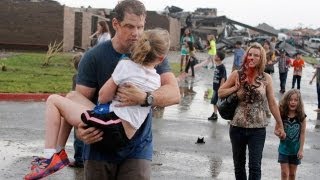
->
[131, 28, 170, 65]
[279, 89, 305, 122]
[98, 21, 110, 34]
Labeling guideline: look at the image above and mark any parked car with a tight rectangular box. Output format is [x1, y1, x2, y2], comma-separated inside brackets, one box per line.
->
[305, 38, 320, 49]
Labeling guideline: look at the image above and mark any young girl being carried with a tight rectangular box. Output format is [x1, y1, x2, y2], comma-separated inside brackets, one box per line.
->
[24, 28, 170, 180]
[278, 89, 306, 180]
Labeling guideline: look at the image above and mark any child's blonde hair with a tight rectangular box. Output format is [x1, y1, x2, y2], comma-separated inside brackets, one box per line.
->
[207, 34, 215, 41]
[72, 53, 83, 70]
[131, 28, 170, 65]
[279, 89, 305, 122]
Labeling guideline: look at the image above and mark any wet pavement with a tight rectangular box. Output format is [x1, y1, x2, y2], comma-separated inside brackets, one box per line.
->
[1, 51, 320, 179]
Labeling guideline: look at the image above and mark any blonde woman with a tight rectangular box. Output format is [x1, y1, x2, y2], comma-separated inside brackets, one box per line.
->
[218, 42, 286, 179]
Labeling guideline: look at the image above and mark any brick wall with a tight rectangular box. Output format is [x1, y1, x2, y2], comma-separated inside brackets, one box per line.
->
[0, 0, 64, 49]
[74, 12, 83, 48]
[145, 11, 180, 50]
[81, 12, 92, 49]
[169, 17, 181, 50]
[63, 6, 75, 51]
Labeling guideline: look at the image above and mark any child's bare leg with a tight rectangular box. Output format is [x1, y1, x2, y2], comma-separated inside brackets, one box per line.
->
[56, 117, 73, 150]
[288, 164, 297, 180]
[280, 163, 289, 180]
[44, 94, 91, 149]
[180, 55, 185, 71]
[55, 91, 95, 148]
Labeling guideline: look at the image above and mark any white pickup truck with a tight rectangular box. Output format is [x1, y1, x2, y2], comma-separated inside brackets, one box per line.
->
[305, 38, 320, 49]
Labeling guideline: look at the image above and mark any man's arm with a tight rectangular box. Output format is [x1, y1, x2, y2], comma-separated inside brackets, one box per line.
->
[75, 84, 104, 144]
[116, 72, 180, 107]
[75, 84, 96, 101]
[152, 72, 180, 107]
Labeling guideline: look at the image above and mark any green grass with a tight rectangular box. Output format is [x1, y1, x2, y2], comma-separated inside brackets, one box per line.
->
[0, 52, 180, 93]
[303, 56, 319, 66]
[0, 53, 74, 93]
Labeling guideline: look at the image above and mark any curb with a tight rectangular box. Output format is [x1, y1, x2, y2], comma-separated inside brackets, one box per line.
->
[0, 61, 207, 102]
[0, 93, 65, 102]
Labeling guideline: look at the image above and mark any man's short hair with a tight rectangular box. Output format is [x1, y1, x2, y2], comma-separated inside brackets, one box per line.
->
[114, 0, 146, 22]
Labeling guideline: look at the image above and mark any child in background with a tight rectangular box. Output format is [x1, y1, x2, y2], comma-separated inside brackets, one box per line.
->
[180, 28, 194, 72]
[203, 34, 216, 69]
[232, 41, 245, 71]
[274, 49, 291, 94]
[184, 41, 197, 77]
[278, 89, 306, 180]
[292, 52, 305, 89]
[208, 51, 227, 120]
[70, 53, 84, 168]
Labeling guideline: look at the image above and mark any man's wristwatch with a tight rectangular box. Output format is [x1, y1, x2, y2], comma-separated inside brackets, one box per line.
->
[141, 92, 154, 107]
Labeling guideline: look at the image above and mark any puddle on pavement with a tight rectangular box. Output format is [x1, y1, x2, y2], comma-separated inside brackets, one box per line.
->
[152, 150, 233, 179]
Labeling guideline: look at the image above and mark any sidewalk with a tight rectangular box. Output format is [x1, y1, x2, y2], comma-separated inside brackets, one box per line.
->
[1, 52, 320, 179]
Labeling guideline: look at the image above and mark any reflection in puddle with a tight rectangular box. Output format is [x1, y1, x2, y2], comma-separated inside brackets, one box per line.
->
[209, 157, 223, 178]
[179, 78, 197, 111]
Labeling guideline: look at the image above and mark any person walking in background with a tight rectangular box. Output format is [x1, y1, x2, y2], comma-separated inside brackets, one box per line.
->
[203, 34, 216, 69]
[274, 49, 291, 94]
[270, 36, 279, 55]
[278, 89, 306, 180]
[180, 28, 194, 72]
[218, 42, 286, 180]
[262, 40, 275, 117]
[309, 64, 320, 112]
[89, 21, 111, 45]
[69, 53, 84, 168]
[232, 41, 245, 71]
[184, 41, 197, 77]
[263, 40, 275, 74]
[208, 51, 226, 120]
[292, 52, 305, 89]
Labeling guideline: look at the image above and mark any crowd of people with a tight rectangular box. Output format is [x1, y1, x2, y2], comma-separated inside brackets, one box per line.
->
[23, 0, 319, 179]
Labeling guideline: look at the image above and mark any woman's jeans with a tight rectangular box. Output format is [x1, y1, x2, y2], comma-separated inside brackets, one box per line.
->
[229, 125, 266, 180]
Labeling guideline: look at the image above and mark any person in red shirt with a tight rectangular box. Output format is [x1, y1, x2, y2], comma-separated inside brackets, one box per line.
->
[291, 52, 305, 89]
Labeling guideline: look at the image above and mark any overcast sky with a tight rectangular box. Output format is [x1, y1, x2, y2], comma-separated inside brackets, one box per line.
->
[55, 0, 318, 29]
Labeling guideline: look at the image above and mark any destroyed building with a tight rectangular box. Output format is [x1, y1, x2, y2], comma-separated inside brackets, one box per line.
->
[0, 0, 182, 51]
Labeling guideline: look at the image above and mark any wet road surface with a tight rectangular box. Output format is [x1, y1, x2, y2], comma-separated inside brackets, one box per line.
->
[1, 52, 320, 179]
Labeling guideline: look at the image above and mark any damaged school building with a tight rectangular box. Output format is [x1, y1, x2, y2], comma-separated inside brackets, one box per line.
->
[0, 0, 180, 51]
[2, 0, 318, 56]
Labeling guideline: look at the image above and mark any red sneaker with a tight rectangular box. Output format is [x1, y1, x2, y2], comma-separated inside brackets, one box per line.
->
[57, 149, 70, 166]
[24, 153, 65, 180]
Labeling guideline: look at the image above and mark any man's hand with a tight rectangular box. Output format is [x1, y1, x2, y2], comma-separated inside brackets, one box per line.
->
[115, 83, 146, 107]
[76, 122, 103, 144]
